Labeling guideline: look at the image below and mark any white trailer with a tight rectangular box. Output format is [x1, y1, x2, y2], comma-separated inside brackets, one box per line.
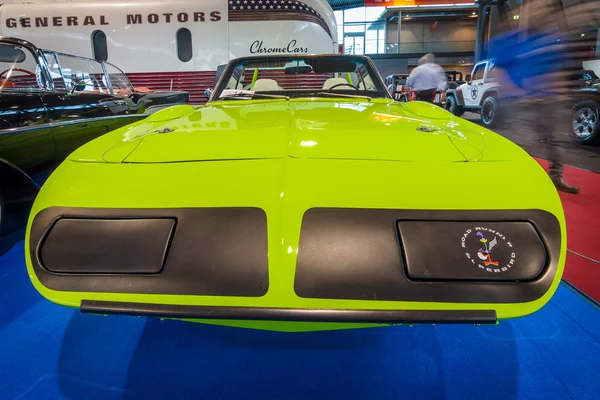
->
[0, 0, 338, 102]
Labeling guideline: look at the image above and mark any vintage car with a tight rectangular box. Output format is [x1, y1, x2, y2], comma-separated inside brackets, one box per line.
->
[25, 54, 566, 332]
[0, 37, 189, 235]
[385, 74, 411, 101]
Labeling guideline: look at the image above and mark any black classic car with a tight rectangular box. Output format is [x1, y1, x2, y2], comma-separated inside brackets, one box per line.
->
[0, 37, 189, 236]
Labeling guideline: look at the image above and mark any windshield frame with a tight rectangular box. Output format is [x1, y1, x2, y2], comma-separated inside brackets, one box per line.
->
[210, 54, 391, 102]
[104, 61, 136, 94]
[40, 49, 135, 95]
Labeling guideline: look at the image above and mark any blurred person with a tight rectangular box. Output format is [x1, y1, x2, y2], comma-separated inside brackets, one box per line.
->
[489, 0, 589, 194]
[406, 53, 447, 103]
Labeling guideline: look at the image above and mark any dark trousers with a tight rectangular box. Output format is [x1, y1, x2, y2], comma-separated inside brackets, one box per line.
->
[416, 89, 437, 103]
[505, 97, 565, 178]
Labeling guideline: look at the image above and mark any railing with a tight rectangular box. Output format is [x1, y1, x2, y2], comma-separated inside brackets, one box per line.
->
[127, 71, 216, 104]
[384, 41, 476, 54]
[343, 39, 476, 55]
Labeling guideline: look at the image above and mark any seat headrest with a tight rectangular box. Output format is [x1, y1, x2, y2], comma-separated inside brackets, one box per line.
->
[252, 79, 280, 91]
[322, 77, 354, 90]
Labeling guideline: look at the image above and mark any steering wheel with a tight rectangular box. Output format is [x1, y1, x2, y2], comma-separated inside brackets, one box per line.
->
[327, 83, 358, 90]
[0, 68, 36, 80]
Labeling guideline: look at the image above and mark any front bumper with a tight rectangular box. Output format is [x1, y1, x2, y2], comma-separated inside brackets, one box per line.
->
[28, 206, 561, 326]
[81, 301, 497, 324]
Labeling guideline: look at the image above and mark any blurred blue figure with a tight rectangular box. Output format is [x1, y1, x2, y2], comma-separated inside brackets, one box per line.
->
[488, 0, 581, 193]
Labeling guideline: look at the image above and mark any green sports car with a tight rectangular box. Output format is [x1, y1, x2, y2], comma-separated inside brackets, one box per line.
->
[25, 54, 566, 332]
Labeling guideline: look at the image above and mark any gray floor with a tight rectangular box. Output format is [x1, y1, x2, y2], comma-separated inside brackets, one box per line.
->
[464, 112, 600, 173]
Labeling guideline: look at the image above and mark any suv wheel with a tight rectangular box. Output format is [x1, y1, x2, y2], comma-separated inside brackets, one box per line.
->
[445, 95, 464, 117]
[571, 101, 600, 145]
[481, 96, 499, 128]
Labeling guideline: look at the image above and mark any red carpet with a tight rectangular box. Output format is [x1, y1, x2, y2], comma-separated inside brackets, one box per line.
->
[535, 157, 600, 302]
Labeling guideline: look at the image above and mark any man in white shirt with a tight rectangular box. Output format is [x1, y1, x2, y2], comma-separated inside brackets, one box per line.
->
[406, 53, 447, 103]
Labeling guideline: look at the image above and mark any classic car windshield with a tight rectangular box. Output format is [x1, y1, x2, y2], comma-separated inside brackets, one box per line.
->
[214, 56, 388, 100]
[0, 43, 44, 91]
[104, 63, 136, 96]
[42, 51, 112, 93]
[43, 51, 136, 96]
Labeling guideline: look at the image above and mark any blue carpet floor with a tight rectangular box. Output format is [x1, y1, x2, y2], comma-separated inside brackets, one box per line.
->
[1, 240, 599, 400]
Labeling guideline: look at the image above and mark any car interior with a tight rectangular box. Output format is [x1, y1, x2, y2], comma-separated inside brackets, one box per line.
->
[222, 58, 382, 95]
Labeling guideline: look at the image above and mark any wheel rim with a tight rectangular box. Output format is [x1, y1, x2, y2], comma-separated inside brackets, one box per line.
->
[482, 101, 495, 124]
[572, 107, 598, 139]
[446, 98, 455, 113]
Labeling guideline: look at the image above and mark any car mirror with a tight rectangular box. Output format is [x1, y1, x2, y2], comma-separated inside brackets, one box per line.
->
[204, 88, 213, 100]
[70, 80, 87, 94]
[0, 44, 26, 63]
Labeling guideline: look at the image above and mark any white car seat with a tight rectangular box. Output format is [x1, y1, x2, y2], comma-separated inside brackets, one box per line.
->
[322, 77, 354, 90]
[252, 79, 281, 91]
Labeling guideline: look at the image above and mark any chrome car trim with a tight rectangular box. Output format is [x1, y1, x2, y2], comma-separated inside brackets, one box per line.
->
[0, 114, 145, 137]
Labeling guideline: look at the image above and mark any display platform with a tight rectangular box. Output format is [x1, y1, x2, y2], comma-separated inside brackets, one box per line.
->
[1, 240, 599, 400]
[535, 158, 600, 301]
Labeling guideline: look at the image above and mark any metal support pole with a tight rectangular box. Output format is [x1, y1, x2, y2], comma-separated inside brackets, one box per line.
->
[384, 17, 388, 54]
[397, 11, 402, 54]
[474, 2, 488, 63]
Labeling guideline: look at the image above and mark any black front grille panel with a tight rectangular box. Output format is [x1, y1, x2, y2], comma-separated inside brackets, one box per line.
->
[30, 206, 561, 305]
[30, 207, 269, 297]
[295, 208, 560, 304]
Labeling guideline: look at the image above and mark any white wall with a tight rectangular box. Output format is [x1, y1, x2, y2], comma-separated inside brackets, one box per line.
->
[583, 60, 600, 77]
[386, 19, 476, 45]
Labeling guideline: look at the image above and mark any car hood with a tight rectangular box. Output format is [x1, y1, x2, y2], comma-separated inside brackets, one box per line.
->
[69, 99, 523, 164]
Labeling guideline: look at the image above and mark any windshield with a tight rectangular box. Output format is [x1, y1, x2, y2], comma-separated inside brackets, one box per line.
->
[1, 43, 44, 91]
[105, 62, 135, 96]
[49, 53, 111, 93]
[42, 51, 135, 96]
[213, 56, 388, 101]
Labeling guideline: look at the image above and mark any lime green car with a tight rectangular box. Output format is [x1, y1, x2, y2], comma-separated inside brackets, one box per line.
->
[25, 55, 565, 332]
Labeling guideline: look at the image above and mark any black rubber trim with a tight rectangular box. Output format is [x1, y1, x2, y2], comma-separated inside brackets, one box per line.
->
[480, 88, 501, 105]
[295, 208, 561, 304]
[80, 300, 498, 324]
[30, 207, 269, 297]
[455, 89, 465, 105]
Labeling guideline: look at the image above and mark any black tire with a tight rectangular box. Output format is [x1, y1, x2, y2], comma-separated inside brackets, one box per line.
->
[0, 163, 39, 237]
[480, 96, 500, 128]
[0, 188, 5, 236]
[571, 100, 600, 146]
[445, 95, 464, 117]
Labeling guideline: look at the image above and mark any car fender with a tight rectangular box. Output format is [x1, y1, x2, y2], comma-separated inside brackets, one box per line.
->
[446, 88, 465, 106]
[480, 88, 501, 105]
